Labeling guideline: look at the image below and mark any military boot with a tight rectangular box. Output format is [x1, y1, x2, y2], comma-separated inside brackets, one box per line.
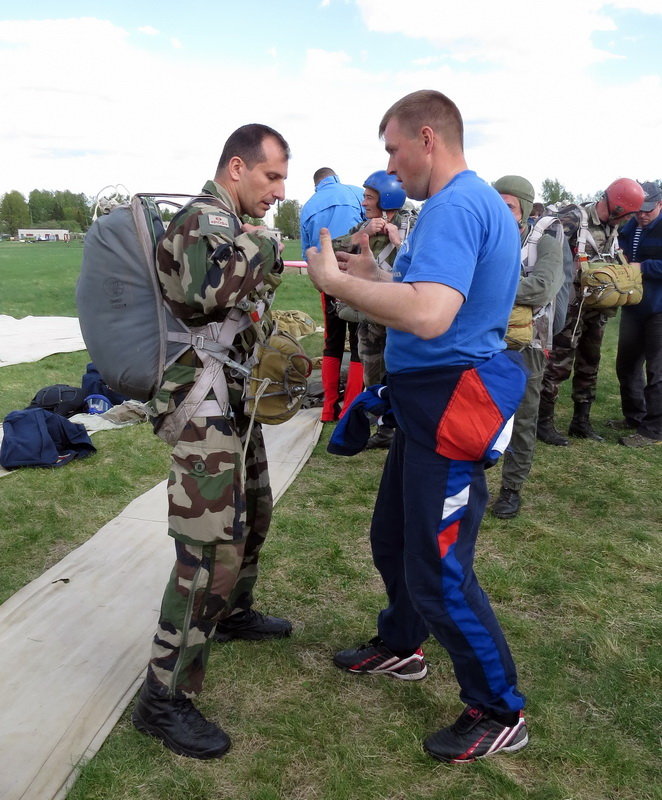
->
[568, 401, 604, 442]
[536, 401, 569, 446]
[492, 487, 521, 519]
[132, 675, 231, 759]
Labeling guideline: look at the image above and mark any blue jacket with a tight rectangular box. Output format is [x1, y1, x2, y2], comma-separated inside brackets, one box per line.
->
[300, 175, 364, 256]
[0, 408, 96, 469]
[619, 212, 662, 317]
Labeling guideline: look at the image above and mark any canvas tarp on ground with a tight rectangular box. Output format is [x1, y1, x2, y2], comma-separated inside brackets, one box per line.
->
[0, 408, 322, 800]
[0, 315, 85, 367]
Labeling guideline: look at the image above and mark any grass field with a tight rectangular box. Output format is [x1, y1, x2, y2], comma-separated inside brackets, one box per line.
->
[0, 240, 660, 800]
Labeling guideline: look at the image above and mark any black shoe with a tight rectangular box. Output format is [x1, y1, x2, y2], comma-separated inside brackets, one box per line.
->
[213, 608, 292, 642]
[364, 427, 394, 450]
[424, 706, 528, 763]
[536, 418, 569, 446]
[568, 419, 605, 441]
[333, 636, 427, 681]
[492, 488, 521, 519]
[132, 681, 230, 760]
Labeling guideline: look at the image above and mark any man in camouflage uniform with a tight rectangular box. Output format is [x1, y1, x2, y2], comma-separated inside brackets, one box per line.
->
[491, 175, 564, 519]
[132, 124, 291, 760]
[537, 179, 644, 446]
[333, 170, 416, 448]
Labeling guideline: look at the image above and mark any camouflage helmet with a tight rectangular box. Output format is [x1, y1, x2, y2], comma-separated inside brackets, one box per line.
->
[604, 178, 645, 219]
[493, 175, 535, 223]
[363, 171, 406, 211]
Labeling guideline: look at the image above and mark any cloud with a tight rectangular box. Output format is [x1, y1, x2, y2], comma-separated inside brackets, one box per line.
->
[138, 25, 159, 36]
[0, 7, 660, 210]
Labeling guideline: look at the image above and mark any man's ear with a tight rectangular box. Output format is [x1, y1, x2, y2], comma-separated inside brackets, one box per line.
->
[421, 125, 434, 153]
[226, 155, 245, 183]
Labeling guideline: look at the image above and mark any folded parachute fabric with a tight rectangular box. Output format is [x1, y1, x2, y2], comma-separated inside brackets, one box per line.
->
[0, 408, 96, 469]
[327, 385, 395, 456]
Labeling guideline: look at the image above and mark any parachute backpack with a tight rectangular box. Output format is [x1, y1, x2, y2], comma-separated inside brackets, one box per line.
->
[77, 188, 251, 445]
[77, 188, 191, 402]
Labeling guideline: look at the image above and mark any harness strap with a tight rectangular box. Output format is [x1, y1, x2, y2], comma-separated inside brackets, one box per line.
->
[576, 205, 618, 258]
[157, 308, 251, 445]
[375, 212, 413, 269]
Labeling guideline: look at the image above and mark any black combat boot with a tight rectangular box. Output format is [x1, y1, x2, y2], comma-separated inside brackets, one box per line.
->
[364, 425, 394, 450]
[132, 675, 231, 759]
[567, 401, 605, 442]
[492, 487, 521, 519]
[213, 608, 292, 642]
[536, 401, 569, 446]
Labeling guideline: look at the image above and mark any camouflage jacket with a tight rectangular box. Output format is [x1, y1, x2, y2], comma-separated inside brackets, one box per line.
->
[151, 180, 283, 416]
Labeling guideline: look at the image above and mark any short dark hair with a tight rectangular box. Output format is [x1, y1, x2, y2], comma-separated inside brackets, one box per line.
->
[313, 167, 336, 185]
[378, 90, 464, 152]
[216, 123, 290, 172]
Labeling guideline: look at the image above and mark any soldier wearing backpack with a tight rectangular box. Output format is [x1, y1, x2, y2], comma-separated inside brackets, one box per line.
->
[491, 176, 564, 519]
[132, 124, 292, 760]
[537, 179, 644, 446]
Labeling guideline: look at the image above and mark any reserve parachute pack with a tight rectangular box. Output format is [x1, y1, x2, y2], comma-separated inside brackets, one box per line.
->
[505, 215, 565, 350]
[77, 188, 310, 445]
[578, 251, 643, 308]
[574, 205, 642, 309]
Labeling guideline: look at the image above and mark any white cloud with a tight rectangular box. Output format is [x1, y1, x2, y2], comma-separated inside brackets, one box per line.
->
[138, 25, 159, 36]
[0, 6, 660, 211]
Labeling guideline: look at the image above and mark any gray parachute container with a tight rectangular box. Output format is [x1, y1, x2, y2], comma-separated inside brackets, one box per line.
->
[76, 195, 190, 401]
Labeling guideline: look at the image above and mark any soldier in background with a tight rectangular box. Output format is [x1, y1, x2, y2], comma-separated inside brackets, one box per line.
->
[132, 124, 292, 760]
[333, 170, 416, 448]
[537, 179, 645, 446]
[492, 175, 564, 519]
[300, 168, 365, 422]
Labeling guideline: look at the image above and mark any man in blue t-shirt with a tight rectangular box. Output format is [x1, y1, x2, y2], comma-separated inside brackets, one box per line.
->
[300, 168, 365, 254]
[301, 168, 366, 421]
[306, 90, 528, 764]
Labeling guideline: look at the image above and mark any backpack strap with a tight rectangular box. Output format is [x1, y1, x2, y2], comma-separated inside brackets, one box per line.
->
[522, 215, 563, 272]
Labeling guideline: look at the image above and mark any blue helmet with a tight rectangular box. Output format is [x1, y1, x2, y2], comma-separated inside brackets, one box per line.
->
[363, 170, 406, 211]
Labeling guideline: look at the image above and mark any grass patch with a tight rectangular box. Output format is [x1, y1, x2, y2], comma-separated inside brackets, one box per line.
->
[1, 241, 660, 799]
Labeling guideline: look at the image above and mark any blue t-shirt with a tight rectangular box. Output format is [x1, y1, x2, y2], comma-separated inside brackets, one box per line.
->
[300, 175, 365, 256]
[385, 170, 521, 373]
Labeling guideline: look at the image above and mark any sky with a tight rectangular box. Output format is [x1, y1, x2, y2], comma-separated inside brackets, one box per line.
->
[1, 0, 661, 221]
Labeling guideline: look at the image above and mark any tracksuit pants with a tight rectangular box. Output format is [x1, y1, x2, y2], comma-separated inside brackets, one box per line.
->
[371, 355, 527, 716]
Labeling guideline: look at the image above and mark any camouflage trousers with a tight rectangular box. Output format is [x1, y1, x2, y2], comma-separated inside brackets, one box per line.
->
[358, 320, 387, 387]
[148, 412, 272, 698]
[539, 301, 614, 407]
[500, 346, 547, 491]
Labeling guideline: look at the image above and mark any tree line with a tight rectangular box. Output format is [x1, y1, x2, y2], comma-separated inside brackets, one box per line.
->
[2, 179, 659, 239]
[0, 189, 92, 236]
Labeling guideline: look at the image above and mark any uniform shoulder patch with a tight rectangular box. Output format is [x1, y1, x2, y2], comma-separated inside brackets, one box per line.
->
[198, 211, 234, 236]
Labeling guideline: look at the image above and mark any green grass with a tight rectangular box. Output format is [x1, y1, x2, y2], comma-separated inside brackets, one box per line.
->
[1, 241, 661, 800]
